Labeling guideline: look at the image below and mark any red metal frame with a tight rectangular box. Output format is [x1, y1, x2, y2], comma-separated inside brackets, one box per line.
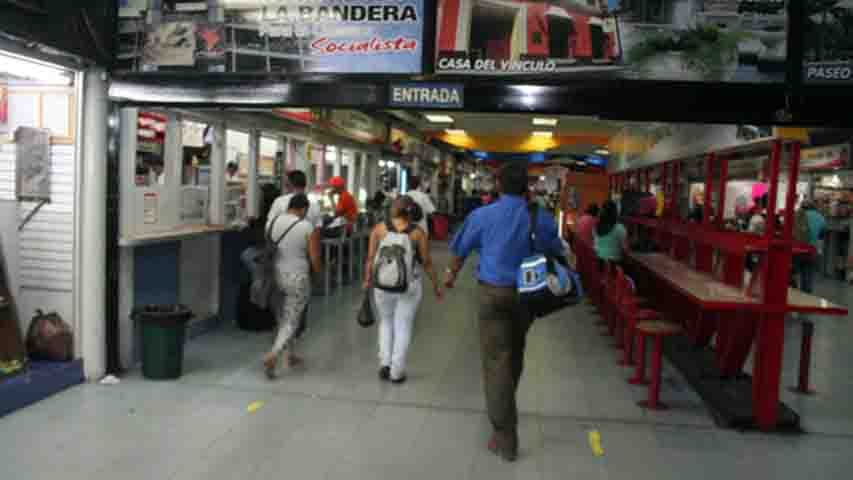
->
[609, 138, 847, 430]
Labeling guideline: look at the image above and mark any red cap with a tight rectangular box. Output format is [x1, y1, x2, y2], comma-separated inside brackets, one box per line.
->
[329, 176, 346, 188]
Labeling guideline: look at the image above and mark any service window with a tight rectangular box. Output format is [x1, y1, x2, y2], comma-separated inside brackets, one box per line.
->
[136, 111, 167, 187]
[180, 119, 211, 224]
[259, 136, 279, 179]
[225, 129, 250, 226]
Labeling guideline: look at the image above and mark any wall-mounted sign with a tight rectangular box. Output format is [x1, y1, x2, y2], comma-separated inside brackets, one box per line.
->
[435, 0, 785, 83]
[321, 110, 388, 144]
[15, 127, 51, 202]
[803, 1, 853, 84]
[119, 0, 425, 74]
[389, 83, 464, 109]
[800, 144, 850, 171]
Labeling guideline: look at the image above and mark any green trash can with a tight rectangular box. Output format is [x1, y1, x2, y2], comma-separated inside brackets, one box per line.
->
[133, 305, 193, 380]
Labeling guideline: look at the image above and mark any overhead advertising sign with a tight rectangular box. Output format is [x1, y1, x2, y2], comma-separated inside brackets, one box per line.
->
[800, 144, 850, 171]
[389, 83, 464, 109]
[320, 110, 388, 144]
[803, 0, 853, 84]
[118, 0, 425, 74]
[435, 0, 786, 82]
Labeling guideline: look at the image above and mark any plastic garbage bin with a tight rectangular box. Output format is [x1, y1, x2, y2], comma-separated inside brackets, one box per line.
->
[133, 305, 193, 380]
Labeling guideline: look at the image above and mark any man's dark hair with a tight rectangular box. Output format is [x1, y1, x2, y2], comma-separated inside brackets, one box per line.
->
[287, 170, 308, 189]
[499, 162, 528, 196]
[288, 193, 310, 210]
[409, 175, 422, 190]
[586, 203, 600, 216]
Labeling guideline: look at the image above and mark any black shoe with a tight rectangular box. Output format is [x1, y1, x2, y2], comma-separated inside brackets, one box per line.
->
[379, 366, 390, 381]
[391, 375, 407, 385]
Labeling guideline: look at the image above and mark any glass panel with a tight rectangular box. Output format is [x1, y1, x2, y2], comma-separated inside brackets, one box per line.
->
[136, 111, 167, 187]
[7, 93, 39, 133]
[226, 129, 250, 226]
[181, 120, 210, 186]
[42, 93, 70, 137]
[259, 136, 278, 177]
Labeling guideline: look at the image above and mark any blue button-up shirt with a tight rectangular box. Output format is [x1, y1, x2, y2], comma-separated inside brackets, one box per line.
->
[450, 194, 564, 287]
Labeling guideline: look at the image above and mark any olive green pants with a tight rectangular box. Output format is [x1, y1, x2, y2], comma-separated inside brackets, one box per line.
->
[478, 283, 534, 453]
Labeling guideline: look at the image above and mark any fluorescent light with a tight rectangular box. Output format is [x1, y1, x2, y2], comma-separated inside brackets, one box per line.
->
[0, 52, 71, 85]
[594, 149, 610, 156]
[532, 131, 553, 138]
[539, 176, 546, 181]
[445, 129, 466, 135]
[533, 118, 558, 127]
[425, 114, 454, 123]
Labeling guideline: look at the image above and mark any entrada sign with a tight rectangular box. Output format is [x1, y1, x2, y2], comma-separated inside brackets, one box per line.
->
[389, 83, 464, 109]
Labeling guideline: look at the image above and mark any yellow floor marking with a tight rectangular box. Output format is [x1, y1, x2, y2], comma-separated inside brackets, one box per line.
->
[588, 430, 604, 457]
[247, 401, 264, 413]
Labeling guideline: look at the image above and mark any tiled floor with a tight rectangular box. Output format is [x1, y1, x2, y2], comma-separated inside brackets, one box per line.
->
[2, 246, 853, 479]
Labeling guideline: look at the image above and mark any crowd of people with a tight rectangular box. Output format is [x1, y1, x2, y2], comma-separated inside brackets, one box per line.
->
[248, 162, 566, 463]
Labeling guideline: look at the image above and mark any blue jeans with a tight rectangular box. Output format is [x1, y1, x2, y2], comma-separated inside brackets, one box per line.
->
[794, 255, 816, 294]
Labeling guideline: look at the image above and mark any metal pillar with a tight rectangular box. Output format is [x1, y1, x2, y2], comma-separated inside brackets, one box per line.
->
[80, 68, 109, 379]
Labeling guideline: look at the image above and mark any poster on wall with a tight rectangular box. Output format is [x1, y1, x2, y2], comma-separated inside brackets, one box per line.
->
[14, 127, 51, 202]
[0, 86, 7, 126]
[435, 0, 786, 82]
[119, 0, 425, 74]
[143, 22, 197, 66]
[803, 0, 853, 83]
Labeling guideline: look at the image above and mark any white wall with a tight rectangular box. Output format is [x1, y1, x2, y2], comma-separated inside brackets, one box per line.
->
[0, 143, 76, 339]
[610, 124, 743, 173]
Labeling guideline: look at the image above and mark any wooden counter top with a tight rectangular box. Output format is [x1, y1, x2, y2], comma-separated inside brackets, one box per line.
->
[628, 252, 847, 316]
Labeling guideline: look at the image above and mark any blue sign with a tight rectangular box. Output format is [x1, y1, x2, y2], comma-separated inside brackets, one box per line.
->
[389, 83, 464, 109]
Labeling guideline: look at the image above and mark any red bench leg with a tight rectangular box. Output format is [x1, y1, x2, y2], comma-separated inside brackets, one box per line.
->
[628, 333, 648, 385]
[620, 320, 635, 366]
[638, 336, 668, 410]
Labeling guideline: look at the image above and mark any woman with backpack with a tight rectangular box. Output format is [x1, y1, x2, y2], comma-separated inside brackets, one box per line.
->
[363, 196, 443, 384]
[263, 194, 322, 379]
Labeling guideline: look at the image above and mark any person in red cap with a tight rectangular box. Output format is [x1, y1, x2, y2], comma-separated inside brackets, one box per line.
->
[328, 176, 359, 232]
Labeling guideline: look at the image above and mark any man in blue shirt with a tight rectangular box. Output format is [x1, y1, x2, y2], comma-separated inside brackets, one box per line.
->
[445, 162, 564, 462]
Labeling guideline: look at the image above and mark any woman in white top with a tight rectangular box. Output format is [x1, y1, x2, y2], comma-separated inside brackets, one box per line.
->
[263, 193, 322, 379]
[363, 197, 443, 384]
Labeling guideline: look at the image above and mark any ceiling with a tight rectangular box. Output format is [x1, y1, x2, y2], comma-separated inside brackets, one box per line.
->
[404, 112, 650, 155]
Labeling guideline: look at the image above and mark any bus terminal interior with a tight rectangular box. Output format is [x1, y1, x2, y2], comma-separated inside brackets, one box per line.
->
[4, 97, 853, 480]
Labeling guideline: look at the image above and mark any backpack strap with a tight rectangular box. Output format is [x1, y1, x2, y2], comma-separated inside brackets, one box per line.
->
[273, 218, 303, 247]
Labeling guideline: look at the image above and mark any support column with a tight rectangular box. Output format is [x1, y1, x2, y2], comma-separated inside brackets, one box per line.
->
[79, 68, 108, 380]
[209, 123, 226, 225]
[248, 130, 259, 219]
[332, 146, 342, 178]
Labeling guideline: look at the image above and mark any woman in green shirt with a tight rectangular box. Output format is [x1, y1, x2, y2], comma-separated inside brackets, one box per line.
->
[594, 200, 629, 267]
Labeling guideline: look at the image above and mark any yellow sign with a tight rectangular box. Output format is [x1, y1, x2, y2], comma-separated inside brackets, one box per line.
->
[774, 127, 809, 142]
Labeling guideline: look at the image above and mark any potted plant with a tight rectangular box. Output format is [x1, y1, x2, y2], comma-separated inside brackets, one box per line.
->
[628, 26, 744, 81]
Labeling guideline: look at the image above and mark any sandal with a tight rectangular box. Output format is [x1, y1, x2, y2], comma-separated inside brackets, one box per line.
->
[263, 353, 277, 380]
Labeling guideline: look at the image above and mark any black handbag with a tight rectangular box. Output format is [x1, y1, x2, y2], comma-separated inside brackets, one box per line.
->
[357, 291, 376, 328]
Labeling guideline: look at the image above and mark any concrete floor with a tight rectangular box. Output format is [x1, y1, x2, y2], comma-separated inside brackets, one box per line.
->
[2, 245, 853, 479]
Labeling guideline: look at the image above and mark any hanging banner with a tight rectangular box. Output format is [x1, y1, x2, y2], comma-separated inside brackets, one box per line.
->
[320, 110, 388, 144]
[435, 0, 786, 83]
[803, 1, 853, 84]
[118, 0, 425, 74]
[800, 144, 850, 171]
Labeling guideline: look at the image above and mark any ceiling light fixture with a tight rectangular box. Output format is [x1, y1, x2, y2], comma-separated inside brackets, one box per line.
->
[425, 114, 454, 123]
[532, 131, 553, 138]
[532, 118, 558, 127]
[0, 52, 71, 85]
[445, 129, 466, 135]
[594, 149, 611, 156]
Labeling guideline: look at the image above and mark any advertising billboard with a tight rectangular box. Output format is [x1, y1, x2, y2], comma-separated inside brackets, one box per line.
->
[803, 0, 853, 84]
[435, 0, 787, 83]
[117, 0, 425, 74]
